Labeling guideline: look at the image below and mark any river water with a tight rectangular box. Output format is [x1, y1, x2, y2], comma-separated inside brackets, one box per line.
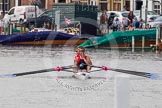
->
[0, 46, 162, 108]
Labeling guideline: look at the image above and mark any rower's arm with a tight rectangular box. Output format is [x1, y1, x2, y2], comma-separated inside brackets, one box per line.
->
[83, 56, 92, 71]
[83, 56, 92, 66]
[73, 56, 78, 73]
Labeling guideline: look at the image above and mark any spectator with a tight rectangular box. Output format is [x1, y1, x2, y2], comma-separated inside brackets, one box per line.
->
[104, 10, 110, 33]
[145, 24, 151, 29]
[123, 6, 127, 11]
[128, 23, 134, 31]
[121, 24, 126, 31]
[112, 17, 121, 31]
[122, 17, 129, 30]
[128, 11, 134, 24]
[100, 11, 107, 35]
[132, 18, 139, 28]
[139, 19, 144, 29]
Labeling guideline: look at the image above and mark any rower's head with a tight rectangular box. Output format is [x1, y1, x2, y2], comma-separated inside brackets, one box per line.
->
[76, 46, 85, 53]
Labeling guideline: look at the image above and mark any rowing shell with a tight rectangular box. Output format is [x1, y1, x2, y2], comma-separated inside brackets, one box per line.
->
[73, 72, 90, 80]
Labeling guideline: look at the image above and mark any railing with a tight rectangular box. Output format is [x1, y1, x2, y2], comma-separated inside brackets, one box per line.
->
[0, 19, 26, 35]
[0, 19, 5, 35]
[127, 27, 161, 53]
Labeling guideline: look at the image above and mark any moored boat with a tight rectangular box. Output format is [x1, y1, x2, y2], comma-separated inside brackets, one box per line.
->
[79, 29, 157, 49]
[0, 31, 88, 45]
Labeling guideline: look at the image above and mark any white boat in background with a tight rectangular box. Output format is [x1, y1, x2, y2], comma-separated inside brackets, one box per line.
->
[30, 28, 52, 32]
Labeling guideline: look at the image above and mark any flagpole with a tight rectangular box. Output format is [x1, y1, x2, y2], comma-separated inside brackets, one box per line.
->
[79, 22, 81, 35]
[64, 16, 67, 28]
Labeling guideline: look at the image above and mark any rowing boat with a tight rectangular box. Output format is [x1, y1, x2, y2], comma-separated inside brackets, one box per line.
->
[0, 65, 160, 80]
[73, 72, 90, 80]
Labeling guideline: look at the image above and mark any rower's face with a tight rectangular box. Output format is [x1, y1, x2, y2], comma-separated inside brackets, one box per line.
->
[77, 48, 84, 54]
[76, 48, 80, 54]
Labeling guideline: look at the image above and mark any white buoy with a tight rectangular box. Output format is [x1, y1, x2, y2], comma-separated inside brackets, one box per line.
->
[114, 75, 130, 108]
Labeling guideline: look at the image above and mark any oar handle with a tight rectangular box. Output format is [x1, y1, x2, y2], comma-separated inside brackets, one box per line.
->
[54, 67, 63, 71]
[92, 65, 110, 71]
[54, 66, 74, 72]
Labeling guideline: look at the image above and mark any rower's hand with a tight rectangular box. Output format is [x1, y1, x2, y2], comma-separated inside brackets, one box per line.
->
[80, 52, 84, 59]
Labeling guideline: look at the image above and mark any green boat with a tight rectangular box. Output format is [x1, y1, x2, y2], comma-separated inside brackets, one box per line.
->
[79, 29, 156, 49]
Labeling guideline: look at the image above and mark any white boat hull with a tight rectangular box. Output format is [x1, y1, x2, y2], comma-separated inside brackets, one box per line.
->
[73, 72, 90, 80]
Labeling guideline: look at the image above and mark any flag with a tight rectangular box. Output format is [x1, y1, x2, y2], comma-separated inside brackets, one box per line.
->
[64, 16, 71, 24]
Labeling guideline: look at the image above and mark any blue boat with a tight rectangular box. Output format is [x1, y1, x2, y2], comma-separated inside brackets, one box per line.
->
[0, 31, 88, 45]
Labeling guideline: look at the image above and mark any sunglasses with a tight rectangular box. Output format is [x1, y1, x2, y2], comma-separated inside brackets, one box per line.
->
[76, 50, 84, 52]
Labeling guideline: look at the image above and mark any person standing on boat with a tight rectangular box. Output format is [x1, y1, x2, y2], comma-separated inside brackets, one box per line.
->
[74, 46, 92, 73]
[100, 10, 108, 35]
[128, 11, 134, 25]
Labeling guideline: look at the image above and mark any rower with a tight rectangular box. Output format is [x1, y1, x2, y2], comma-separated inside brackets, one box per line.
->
[73, 46, 92, 73]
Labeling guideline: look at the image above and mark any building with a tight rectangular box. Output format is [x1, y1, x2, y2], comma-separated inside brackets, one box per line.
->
[51, 0, 108, 11]
[0, 0, 16, 13]
[152, 0, 162, 14]
[21, 0, 46, 9]
[108, 0, 129, 11]
[0, 0, 16, 18]
[1, 0, 161, 14]
[50, 0, 128, 11]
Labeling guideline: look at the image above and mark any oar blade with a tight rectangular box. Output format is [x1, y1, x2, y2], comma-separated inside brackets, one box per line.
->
[0, 74, 17, 78]
[111, 69, 162, 79]
[147, 73, 162, 80]
[14, 68, 55, 76]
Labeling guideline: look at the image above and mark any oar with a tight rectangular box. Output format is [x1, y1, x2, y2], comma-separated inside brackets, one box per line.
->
[0, 65, 73, 77]
[92, 65, 161, 80]
[62, 68, 103, 73]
